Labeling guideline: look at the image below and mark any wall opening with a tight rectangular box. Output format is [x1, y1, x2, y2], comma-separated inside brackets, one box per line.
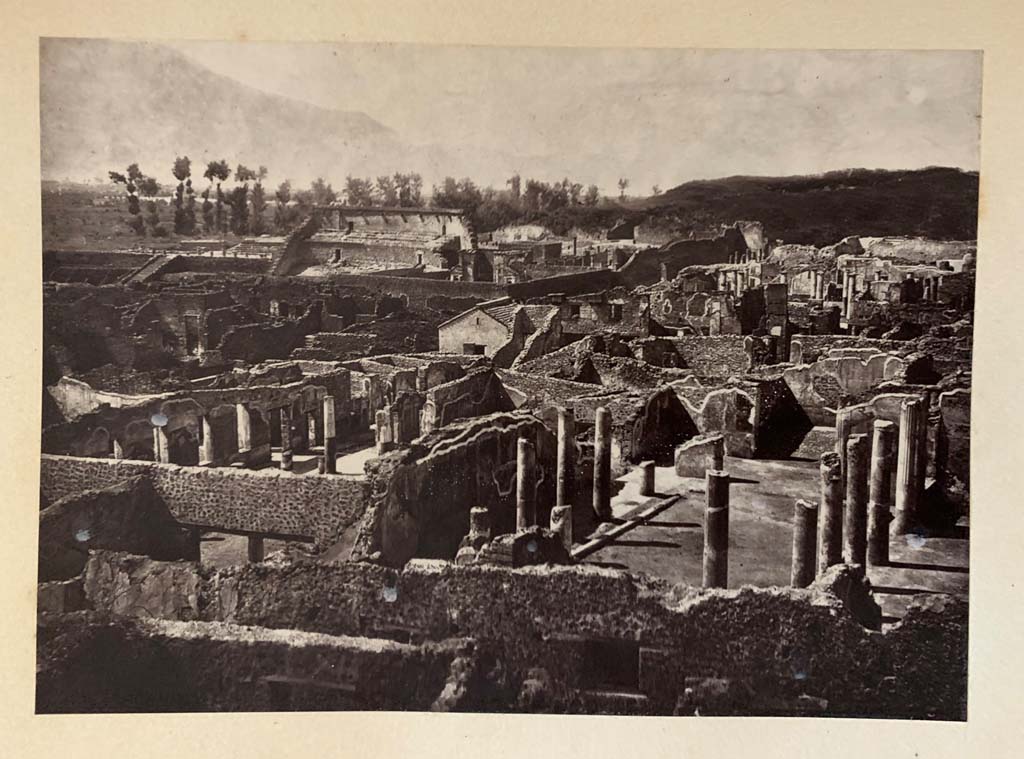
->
[581, 639, 641, 693]
[463, 343, 487, 355]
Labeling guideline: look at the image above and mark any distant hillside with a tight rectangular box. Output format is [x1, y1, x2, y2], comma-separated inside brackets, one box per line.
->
[40, 39, 396, 184]
[634, 167, 978, 245]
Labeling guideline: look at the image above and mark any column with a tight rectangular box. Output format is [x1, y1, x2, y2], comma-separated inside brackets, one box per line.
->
[247, 536, 265, 563]
[791, 499, 818, 588]
[374, 408, 391, 454]
[592, 407, 613, 522]
[816, 452, 843, 574]
[550, 505, 573, 552]
[279, 406, 293, 471]
[711, 435, 725, 471]
[236, 404, 252, 452]
[153, 426, 170, 463]
[845, 274, 856, 322]
[112, 439, 124, 460]
[842, 433, 869, 566]
[201, 414, 216, 465]
[516, 437, 537, 530]
[867, 420, 895, 566]
[893, 397, 925, 534]
[639, 461, 656, 497]
[703, 470, 730, 589]
[556, 406, 575, 507]
[323, 396, 337, 474]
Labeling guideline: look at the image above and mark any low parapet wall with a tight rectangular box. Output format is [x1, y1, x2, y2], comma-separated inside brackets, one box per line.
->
[40, 455, 368, 547]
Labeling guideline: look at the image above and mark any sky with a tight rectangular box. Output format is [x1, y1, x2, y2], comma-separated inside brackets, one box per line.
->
[158, 43, 983, 191]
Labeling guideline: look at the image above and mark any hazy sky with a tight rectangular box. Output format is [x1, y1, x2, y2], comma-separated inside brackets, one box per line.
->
[169, 43, 982, 189]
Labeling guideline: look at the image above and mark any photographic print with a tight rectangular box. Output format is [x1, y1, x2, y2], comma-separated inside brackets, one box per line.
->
[36, 39, 978, 718]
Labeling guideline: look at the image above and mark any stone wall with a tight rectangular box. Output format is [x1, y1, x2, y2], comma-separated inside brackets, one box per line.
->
[791, 335, 902, 364]
[669, 336, 750, 375]
[38, 475, 196, 581]
[421, 369, 516, 433]
[64, 552, 968, 718]
[353, 413, 557, 565]
[781, 351, 907, 426]
[37, 611, 457, 713]
[40, 455, 368, 548]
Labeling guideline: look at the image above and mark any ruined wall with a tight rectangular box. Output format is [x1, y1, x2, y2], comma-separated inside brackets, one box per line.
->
[39, 455, 368, 548]
[37, 610, 456, 713]
[791, 335, 902, 364]
[332, 274, 505, 312]
[670, 380, 758, 457]
[781, 351, 907, 426]
[38, 475, 196, 581]
[353, 413, 557, 566]
[420, 369, 516, 433]
[66, 554, 968, 719]
[217, 304, 322, 363]
[619, 230, 748, 287]
[669, 336, 750, 376]
[506, 269, 622, 300]
[294, 333, 377, 361]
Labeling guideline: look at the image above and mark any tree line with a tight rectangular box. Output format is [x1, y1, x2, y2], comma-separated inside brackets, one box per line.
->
[108, 159, 631, 238]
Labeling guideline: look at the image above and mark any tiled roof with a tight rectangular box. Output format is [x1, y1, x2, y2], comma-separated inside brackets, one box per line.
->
[482, 303, 520, 329]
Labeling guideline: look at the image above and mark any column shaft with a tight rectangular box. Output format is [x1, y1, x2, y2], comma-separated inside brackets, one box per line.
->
[556, 406, 575, 507]
[843, 434, 869, 566]
[867, 420, 895, 565]
[592, 407, 613, 521]
[816, 452, 844, 574]
[516, 437, 537, 530]
[703, 470, 730, 589]
[791, 499, 818, 587]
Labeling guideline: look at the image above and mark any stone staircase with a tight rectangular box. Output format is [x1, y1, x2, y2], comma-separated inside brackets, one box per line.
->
[120, 254, 179, 284]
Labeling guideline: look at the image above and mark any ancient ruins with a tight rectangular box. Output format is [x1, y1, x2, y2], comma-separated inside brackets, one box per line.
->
[38, 207, 972, 717]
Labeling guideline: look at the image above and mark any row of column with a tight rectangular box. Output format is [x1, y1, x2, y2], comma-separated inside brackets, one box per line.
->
[279, 395, 339, 474]
[510, 405, 623, 551]
[717, 269, 754, 294]
[790, 396, 927, 587]
[921, 276, 943, 302]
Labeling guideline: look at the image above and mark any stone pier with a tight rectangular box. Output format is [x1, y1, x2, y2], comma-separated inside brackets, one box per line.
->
[843, 433, 869, 566]
[593, 407, 612, 522]
[868, 420, 895, 565]
[516, 437, 537, 530]
[791, 499, 818, 588]
[703, 470, 730, 589]
[816, 452, 843, 574]
[556, 406, 575, 507]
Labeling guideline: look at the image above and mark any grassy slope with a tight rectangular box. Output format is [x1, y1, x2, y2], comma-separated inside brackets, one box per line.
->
[634, 167, 979, 246]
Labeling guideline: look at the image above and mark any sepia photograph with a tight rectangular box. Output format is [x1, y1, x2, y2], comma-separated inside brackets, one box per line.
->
[35, 38, 978, 718]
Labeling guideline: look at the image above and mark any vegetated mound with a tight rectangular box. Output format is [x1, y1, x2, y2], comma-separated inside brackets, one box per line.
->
[634, 167, 978, 246]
